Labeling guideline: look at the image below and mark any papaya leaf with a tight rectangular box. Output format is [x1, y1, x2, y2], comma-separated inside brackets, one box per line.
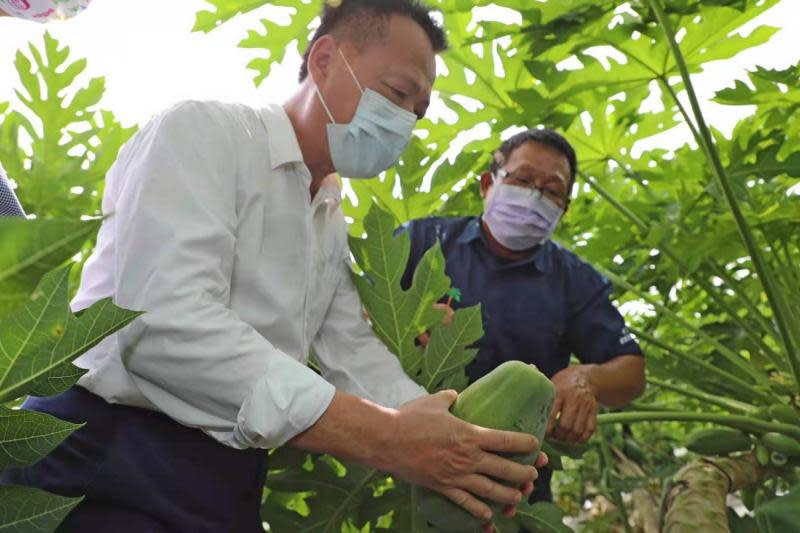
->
[0, 219, 100, 318]
[0, 266, 141, 403]
[0, 32, 136, 219]
[513, 501, 572, 533]
[262, 453, 378, 533]
[0, 407, 82, 470]
[0, 486, 82, 533]
[753, 483, 800, 533]
[348, 203, 451, 371]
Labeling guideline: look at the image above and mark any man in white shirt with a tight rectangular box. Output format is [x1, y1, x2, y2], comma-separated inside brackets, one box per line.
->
[0, 1, 545, 531]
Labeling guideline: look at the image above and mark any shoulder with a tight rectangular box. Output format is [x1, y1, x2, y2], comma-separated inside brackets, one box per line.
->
[403, 216, 475, 241]
[549, 241, 609, 289]
[153, 100, 264, 137]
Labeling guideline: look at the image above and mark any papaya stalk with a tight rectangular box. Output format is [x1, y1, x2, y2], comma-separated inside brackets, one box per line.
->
[578, 171, 783, 369]
[645, 0, 800, 392]
[597, 411, 800, 441]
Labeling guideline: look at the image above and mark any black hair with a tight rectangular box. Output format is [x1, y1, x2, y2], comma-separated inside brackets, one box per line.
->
[490, 128, 578, 189]
[299, 0, 448, 82]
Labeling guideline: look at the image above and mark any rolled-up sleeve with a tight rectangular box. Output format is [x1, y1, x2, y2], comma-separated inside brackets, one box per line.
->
[312, 258, 427, 408]
[112, 102, 335, 450]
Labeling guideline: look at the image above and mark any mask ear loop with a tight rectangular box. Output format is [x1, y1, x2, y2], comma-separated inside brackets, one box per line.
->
[315, 86, 337, 125]
[313, 47, 364, 125]
[338, 48, 365, 95]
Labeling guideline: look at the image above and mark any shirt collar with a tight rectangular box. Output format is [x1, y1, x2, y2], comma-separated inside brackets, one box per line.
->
[259, 104, 305, 170]
[457, 216, 553, 273]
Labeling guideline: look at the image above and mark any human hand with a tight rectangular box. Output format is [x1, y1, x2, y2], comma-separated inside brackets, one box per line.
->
[546, 365, 598, 443]
[386, 390, 541, 523]
[417, 302, 455, 347]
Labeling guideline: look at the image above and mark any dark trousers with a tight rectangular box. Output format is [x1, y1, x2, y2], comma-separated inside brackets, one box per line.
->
[0, 386, 268, 533]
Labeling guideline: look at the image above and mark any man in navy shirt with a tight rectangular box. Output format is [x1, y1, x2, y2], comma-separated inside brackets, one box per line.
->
[401, 128, 646, 504]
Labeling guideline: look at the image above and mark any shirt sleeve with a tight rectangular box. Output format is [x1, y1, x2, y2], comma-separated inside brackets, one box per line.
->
[110, 101, 336, 450]
[312, 255, 428, 407]
[565, 263, 643, 365]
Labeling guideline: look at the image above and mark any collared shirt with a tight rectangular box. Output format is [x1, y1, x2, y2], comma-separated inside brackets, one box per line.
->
[0, 163, 25, 217]
[400, 216, 643, 382]
[72, 100, 425, 450]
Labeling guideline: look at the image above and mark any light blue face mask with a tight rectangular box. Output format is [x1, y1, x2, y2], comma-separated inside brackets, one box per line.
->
[316, 49, 417, 179]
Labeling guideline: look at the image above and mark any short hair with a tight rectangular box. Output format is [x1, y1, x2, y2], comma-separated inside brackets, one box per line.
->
[299, 0, 448, 82]
[490, 128, 578, 189]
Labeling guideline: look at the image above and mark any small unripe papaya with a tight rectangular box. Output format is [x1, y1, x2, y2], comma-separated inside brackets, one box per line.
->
[761, 432, 800, 457]
[686, 427, 752, 456]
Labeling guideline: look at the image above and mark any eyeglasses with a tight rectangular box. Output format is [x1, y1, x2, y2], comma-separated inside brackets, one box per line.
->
[494, 168, 570, 208]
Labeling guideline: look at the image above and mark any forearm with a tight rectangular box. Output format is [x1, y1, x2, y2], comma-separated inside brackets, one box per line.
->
[582, 355, 646, 407]
[288, 390, 395, 470]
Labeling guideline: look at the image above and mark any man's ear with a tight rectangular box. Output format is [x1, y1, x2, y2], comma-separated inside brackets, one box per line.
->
[479, 171, 494, 199]
[306, 35, 337, 87]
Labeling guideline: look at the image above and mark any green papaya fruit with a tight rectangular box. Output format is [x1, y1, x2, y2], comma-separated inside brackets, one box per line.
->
[769, 404, 800, 426]
[761, 432, 800, 457]
[686, 427, 752, 456]
[419, 361, 555, 532]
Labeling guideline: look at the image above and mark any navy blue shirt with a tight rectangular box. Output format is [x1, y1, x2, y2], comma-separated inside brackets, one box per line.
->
[400, 216, 642, 383]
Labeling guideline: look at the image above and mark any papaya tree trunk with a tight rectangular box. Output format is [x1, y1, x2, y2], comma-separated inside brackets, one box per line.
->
[662, 453, 763, 533]
[610, 446, 660, 533]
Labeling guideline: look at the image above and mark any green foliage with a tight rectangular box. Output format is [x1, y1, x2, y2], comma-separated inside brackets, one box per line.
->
[0, 408, 82, 470]
[0, 218, 99, 317]
[0, 220, 139, 532]
[198, 0, 799, 529]
[0, 486, 82, 533]
[0, 32, 136, 219]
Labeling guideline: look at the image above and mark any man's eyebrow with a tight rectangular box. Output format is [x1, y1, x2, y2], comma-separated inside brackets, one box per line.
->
[513, 164, 568, 185]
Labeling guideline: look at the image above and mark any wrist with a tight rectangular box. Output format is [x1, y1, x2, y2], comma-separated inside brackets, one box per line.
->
[577, 364, 601, 397]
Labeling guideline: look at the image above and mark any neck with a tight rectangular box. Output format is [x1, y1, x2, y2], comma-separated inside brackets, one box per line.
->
[480, 218, 534, 262]
[283, 85, 336, 199]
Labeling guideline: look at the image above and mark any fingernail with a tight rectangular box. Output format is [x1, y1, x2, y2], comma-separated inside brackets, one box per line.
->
[515, 492, 522, 503]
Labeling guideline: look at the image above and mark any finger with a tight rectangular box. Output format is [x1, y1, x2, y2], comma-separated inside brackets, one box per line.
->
[571, 403, 592, 443]
[475, 452, 537, 486]
[440, 487, 492, 523]
[503, 502, 516, 518]
[429, 389, 458, 409]
[443, 306, 455, 327]
[546, 395, 564, 436]
[535, 451, 549, 469]
[460, 474, 523, 506]
[555, 399, 579, 442]
[483, 523, 494, 533]
[521, 481, 534, 497]
[475, 426, 538, 455]
[579, 406, 598, 443]
[417, 332, 430, 347]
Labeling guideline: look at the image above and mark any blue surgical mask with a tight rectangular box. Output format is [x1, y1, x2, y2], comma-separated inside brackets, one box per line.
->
[316, 49, 417, 179]
[484, 181, 564, 251]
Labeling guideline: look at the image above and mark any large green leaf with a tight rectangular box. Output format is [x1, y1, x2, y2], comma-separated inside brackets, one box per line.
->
[753, 484, 800, 533]
[348, 204, 450, 370]
[0, 219, 100, 318]
[0, 407, 82, 470]
[0, 32, 136, 219]
[513, 502, 572, 533]
[0, 266, 141, 403]
[0, 486, 81, 533]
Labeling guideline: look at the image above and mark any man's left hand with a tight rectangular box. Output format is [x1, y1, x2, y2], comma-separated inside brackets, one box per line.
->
[546, 365, 598, 443]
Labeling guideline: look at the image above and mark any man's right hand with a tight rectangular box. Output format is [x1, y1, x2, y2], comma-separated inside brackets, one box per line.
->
[381, 390, 542, 523]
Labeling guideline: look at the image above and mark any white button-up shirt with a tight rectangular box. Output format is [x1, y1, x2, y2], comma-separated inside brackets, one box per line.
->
[72, 100, 425, 449]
